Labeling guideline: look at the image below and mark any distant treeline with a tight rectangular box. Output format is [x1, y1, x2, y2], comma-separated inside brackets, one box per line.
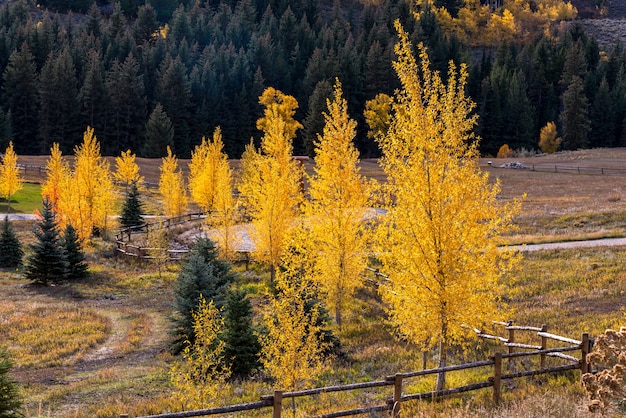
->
[0, 0, 622, 158]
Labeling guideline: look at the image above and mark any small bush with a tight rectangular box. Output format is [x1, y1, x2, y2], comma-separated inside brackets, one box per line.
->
[582, 327, 626, 415]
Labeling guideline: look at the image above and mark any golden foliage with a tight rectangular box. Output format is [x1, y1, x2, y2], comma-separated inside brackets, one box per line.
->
[170, 296, 230, 410]
[41, 143, 70, 213]
[260, 271, 328, 391]
[188, 128, 239, 258]
[538, 121, 561, 154]
[188, 127, 234, 214]
[114, 149, 144, 189]
[435, 0, 577, 47]
[376, 22, 520, 370]
[52, 127, 115, 240]
[239, 88, 303, 277]
[0, 141, 23, 212]
[497, 143, 515, 158]
[305, 79, 371, 327]
[364, 93, 392, 140]
[159, 146, 188, 217]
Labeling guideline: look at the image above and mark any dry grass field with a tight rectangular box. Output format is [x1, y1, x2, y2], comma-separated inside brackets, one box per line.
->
[4, 148, 626, 417]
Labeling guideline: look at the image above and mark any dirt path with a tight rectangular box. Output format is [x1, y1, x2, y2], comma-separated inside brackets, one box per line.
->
[508, 237, 626, 252]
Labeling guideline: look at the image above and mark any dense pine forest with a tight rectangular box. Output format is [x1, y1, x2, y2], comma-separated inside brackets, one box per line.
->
[0, 0, 623, 158]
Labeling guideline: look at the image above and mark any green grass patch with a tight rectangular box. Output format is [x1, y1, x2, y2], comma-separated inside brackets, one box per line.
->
[0, 182, 42, 214]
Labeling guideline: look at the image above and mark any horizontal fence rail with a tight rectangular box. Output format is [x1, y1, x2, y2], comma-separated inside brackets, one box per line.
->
[124, 324, 591, 418]
[495, 163, 626, 176]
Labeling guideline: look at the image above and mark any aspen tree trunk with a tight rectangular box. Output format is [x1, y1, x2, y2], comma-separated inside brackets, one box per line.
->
[436, 338, 447, 392]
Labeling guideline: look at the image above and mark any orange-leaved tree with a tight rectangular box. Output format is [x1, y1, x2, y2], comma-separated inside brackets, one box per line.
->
[0, 141, 23, 213]
[159, 146, 188, 217]
[376, 22, 521, 391]
[238, 87, 303, 282]
[305, 79, 371, 327]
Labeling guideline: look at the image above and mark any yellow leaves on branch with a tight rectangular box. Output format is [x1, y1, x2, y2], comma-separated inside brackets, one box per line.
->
[159, 146, 188, 217]
[170, 296, 230, 410]
[305, 79, 371, 327]
[45, 127, 114, 240]
[435, 0, 577, 47]
[239, 88, 303, 276]
[114, 149, 144, 189]
[41, 143, 69, 213]
[260, 273, 327, 392]
[0, 141, 23, 213]
[377, 22, 521, 354]
[188, 127, 234, 214]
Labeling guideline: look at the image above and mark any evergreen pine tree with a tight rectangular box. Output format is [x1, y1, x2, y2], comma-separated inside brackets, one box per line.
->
[171, 238, 236, 354]
[24, 200, 68, 285]
[0, 349, 22, 418]
[221, 289, 261, 379]
[142, 103, 174, 158]
[0, 216, 22, 268]
[119, 180, 145, 229]
[560, 75, 591, 150]
[63, 224, 88, 280]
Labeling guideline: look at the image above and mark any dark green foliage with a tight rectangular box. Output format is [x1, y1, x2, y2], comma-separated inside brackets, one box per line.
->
[119, 181, 145, 229]
[62, 224, 88, 280]
[0, 349, 22, 418]
[222, 289, 261, 379]
[2, 44, 39, 155]
[142, 103, 174, 158]
[0, 216, 22, 268]
[24, 200, 67, 285]
[560, 75, 591, 150]
[171, 238, 236, 354]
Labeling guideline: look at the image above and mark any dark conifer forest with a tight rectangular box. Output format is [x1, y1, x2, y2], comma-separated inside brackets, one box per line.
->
[0, 0, 623, 158]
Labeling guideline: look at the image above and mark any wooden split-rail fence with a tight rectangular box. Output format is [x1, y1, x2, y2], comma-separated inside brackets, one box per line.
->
[121, 322, 591, 418]
[114, 212, 207, 260]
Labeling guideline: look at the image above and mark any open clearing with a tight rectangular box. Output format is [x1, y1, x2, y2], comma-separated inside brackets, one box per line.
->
[4, 148, 626, 417]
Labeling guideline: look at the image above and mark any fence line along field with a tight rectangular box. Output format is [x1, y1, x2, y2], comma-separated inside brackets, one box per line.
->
[4, 148, 626, 417]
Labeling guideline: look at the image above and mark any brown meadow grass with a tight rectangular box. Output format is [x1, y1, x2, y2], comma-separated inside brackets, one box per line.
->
[5, 148, 626, 416]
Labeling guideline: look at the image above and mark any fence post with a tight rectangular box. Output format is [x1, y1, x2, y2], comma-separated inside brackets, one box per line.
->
[581, 333, 591, 376]
[422, 351, 427, 370]
[273, 390, 283, 418]
[392, 374, 402, 417]
[540, 324, 548, 368]
[493, 352, 502, 404]
[507, 323, 515, 355]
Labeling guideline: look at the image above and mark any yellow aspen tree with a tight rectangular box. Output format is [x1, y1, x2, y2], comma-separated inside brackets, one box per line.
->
[114, 149, 144, 193]
[260, 270, 327, 392]
[0, 142, 23, 213]
[305, 80, 370, 327]
[188, 127, 238, 259]
[376, 22, 520, 391]
[170, 296, 230, 410]
[238, 88, 303, 282]
[538, 121, 561, 154]
[159, 146, 188, 217]
[41, 143, 70, 214]
[364, 93, 392, 140]
[69, 127, 115, 240]
[189, 127, 233, 213]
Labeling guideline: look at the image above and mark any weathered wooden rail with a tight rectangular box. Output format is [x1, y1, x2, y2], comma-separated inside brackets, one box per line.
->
[122, 325, 590, 418]
[115, 212, 207, 260]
